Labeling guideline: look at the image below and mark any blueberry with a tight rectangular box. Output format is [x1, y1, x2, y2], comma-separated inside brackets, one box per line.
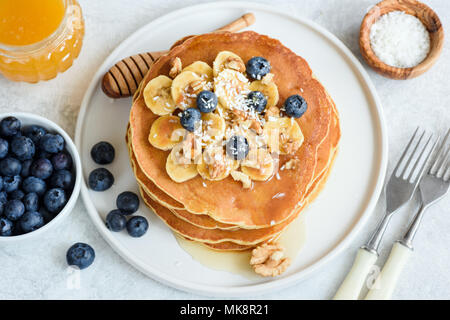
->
[283, 95, 308, 118]
[90, 142, 115, 165]
[50, 170, 73, 190]
[0, 138, 8, 159]
[22, 176, 47, 196]
[116, 191, 140, 215]
[36, 150, 51, 159]
[0, 217, 14, 236]
[126, 216, 149, 238]
[179, 108, 201, 132]
[247, 91, 267, 113]
[0, 191, 7, 204]
[9, 189, 24, 200]
[88, 168, 114, 191]
[4, 199, 25, 221]
[3, 176, 21, 193]
[20, 159, 32, 177]
[23, 192, 39, 212]
[43, 188, 67, 213]
[105, 210, 127, 232]
[40, 133, 65, 154]
[196, 91, 218, 113]
[31, 158, 53, 179]
[0, 157, 22, 176]
[246, 56, 271, 80]
[0, 176, 3, 191]
[23, 125, 47, 145]
[51, 152, 72, 170]
[226, 136, 250, 160]
[10, 136, 35, 161]
[66, 243, 95, 270]
[0, 117, 21, 137]
[39, 208, 54, 223]
[19, 211, 44, 233]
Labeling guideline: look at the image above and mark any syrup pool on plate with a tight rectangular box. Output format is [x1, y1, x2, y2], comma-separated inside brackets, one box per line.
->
[0, 0, 85, 82]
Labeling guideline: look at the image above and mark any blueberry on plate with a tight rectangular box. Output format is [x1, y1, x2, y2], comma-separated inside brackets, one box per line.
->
[116, 191, 140, 215]
[179, 108, 201, 132]
[0, 116, 21, 137]
[66, 242, 95, 270]
[246, 56, 271, 80]
[50, 169, 73, 190]
[283, 94, 308, 118]
[22, 176, 47, 196]
[0, 138, 8, 159]
[20, 159, 33, 177]
[4, 199, 25, 221]
[88, 168, 114, 191]
[43, 188, 67, 213]
[0, 217, 14, 236]
[9, 189, 24, 200]
[226, 135, 250, 160]
[23, 192, 39, 212]
[0, 157, 22, 176]
[10, 136, 35, 161]
[196, 91, 218, 113]
[51, 152, 72, 171]
[126, 216, 149, 238]
[247, 91, 267, 113]
[90, 141, 115, 165]
[3, 175, 21, 193]
[23, 125, 47, 145]
[39, 133, 65, 154]
[105, 210, 127, 232]
[31, 158, 53, 179]
[19, 211, 44, 233]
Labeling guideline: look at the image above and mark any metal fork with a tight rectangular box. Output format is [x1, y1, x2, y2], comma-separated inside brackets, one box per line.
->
[365, 129, 450, 300]
[333, 128, 438, 300]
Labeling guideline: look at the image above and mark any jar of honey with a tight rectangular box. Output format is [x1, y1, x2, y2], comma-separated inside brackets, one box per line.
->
[0, 0, 85, 82]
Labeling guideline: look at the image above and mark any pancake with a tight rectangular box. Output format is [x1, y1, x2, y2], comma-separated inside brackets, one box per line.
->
[130, 31, 335, 228]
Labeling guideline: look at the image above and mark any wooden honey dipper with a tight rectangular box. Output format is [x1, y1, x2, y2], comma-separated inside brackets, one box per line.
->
[102, 13, 255, 99]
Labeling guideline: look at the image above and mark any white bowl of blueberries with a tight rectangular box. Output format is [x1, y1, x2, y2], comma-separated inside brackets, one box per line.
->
[0, 113, 81, 242]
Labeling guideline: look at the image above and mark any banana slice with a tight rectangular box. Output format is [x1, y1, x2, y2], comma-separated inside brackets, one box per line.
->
[241, 149, 274, 181]
[263, 117, 304, 155]
[197, 147, 234, 181]
[143, 75, 176, 115]
[213, 51, 246, 77]
[214, 69, 250, 110]
[214, 103, 232, 121]
[249, 80, 279, 108]
[148, 115, 185, 150]
[171, 71, 210, 109]
[166, 148, 198, 183]
[201, 113, 226, 146]
[183, 61, 214, 83]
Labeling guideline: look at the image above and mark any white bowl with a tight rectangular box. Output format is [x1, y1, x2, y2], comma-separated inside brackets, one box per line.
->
[0, 112, 82, 243]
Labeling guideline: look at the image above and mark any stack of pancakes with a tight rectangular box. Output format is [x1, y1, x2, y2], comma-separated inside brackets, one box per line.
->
[127, 31, 340, 251]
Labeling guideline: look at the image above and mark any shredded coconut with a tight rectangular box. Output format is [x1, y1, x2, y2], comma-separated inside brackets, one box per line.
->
[369, 11, 430, 68]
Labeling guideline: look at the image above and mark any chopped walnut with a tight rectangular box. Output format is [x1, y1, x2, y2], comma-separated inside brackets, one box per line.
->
[261, 73, 274, 85]
[173, 133, 201, 165]
[264, 106, 280, 120]
[284, 158, 300, 170]
[280, 133, 301, 155]
[188, 79, 206, 94]
[250, 242, 291, 277]
[249, 119, 263, 134]
[225, 57, 246, 73]
[169, 57, 182, 78]
[209, 159, 227, 179]
[231, 170, 252, 189]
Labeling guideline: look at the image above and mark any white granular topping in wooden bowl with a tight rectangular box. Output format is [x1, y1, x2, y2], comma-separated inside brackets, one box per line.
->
[370, 11, 430, 68]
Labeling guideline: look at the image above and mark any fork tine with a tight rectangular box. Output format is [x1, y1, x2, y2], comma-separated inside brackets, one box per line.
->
[436, 147, 450, 177]
[407, 134, 436, 182]
[394, 127, 420, 176]
[430, 128, 450, 174]
[400, 130, 425, 178]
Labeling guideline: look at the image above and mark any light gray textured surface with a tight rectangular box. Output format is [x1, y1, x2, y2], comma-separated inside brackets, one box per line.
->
[0, 0, 449, 300]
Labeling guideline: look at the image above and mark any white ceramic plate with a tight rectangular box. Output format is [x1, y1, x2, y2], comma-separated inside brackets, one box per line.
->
[75, 1, 387, 297]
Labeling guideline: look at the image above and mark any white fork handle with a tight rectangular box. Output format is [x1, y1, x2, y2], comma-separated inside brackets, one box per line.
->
[364, 242, 412, 300]
[333, 248, 378, 300]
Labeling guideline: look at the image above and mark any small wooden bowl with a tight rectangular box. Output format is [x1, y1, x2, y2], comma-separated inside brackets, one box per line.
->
[360, 0, 444, 79]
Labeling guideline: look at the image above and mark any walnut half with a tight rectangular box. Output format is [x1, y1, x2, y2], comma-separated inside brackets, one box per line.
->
[250, 242, 291, 277]
[169, 57, 182, 78]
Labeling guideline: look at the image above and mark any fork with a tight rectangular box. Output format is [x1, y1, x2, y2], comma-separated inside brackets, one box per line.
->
[365, 129, 450, 300]
[333, 128, 437, 299]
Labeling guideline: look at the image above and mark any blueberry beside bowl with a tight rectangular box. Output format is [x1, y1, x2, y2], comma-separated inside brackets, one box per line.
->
[0, 113, 81, 242]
